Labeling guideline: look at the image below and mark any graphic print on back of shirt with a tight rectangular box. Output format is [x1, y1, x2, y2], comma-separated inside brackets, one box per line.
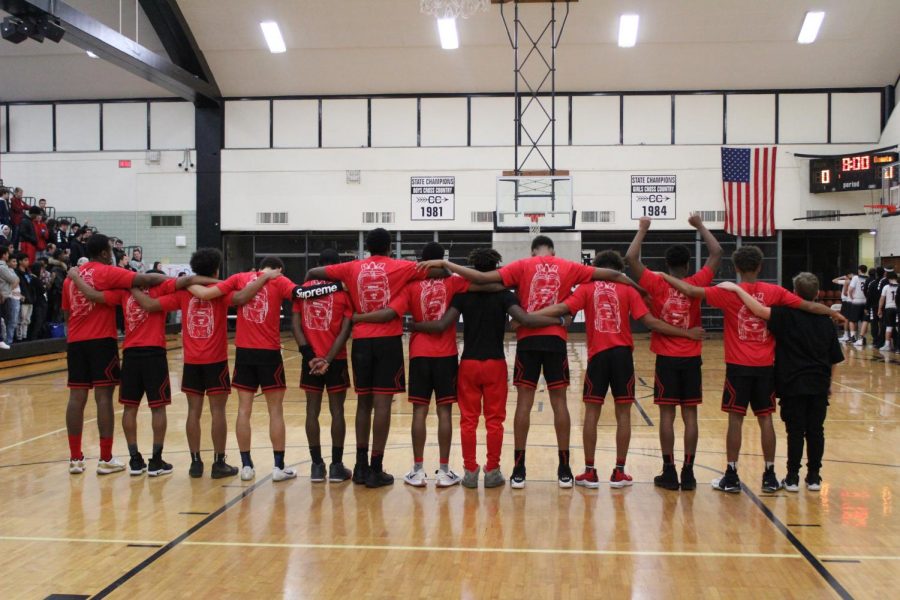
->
[661, 288, 691, 329]
[737, 292, 768, 342]
[527, 263, 561, 311]
[419, 279, 448, 321]
[358, 262, 390, 312]
[592, 282, 622, 333]
[124, 294, 149, 333]
[242, 273, 269, 324]
[71, 266, 95, 318]
[304, 292, 334, 331]
[187, 297, 214, 339]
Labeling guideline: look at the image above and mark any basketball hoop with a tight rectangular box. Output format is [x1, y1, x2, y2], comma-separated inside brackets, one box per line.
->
[525, 212, 545, 236]
[420, 0, 489, 19]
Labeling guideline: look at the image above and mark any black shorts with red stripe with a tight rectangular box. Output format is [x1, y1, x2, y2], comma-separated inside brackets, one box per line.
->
[182, 360, 231, 396]
[301, 358, 350, 394]
[513, 336, 569, 390]
[722, 363, 776, 416]
[67, 337, 121, 389]
[233, 348, 285, 392]
[350, 335, 405, 395]
[119, 347, 171, 408]
[654, 355, 703, 406]
[408, 355, 458, 405]
[583, 346, 635, 405]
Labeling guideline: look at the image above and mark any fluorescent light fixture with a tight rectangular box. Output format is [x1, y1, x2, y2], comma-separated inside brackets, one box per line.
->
[438, 17, 458, 50]
[797, 11, 825, 44]
[260, 21, 286, 53]
[618, 14, 639, 48]
[86, 50, 98, 58]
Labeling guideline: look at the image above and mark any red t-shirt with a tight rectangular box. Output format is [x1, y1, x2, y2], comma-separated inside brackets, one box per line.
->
[324, 256, 426, 339]
[291, 280, 353, 360]
[216, 272, 296, 350]
[705, 282, 804, 367]
[62, 262, 137, 343]
[104, 279, 177, 349]
[565, 281, 649, 359]
[389, 276, 470, 358]
[158, 288, 234, 364]
[639, 266, 714, 358]
[499, 256, 595, 341]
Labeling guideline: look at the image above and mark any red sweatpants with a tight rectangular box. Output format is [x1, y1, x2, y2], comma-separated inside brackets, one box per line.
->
[458, 359, 508, 472]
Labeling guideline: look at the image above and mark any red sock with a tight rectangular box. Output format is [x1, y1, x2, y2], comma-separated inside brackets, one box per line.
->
[68, 435, 83, 461]
[99, 437, 113, 462]
[585, 458, 595, 471]
[439, 459, 448, 465]
[615, 457, 626, 472]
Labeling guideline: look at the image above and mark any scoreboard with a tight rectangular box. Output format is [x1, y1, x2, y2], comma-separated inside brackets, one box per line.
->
[809, 151, 898, 193]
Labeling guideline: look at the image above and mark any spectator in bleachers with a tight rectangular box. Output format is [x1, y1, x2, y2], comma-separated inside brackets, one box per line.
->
[9, 188, 27, 245]
[129, 248, 146, 272]
[54, 219, 69, 249]
[147, 261, 164, 274]
[0, 225, 10, 250]
[18, 206, 41, 264]
[0, 246, 20, 350]
[27, 262, 47, 340]
[37, 198, 47, 216]
[46, 250, 67, 324]
[68, 222, 80, 242]
[35, 212, 49, 258]
[15, 253, 34, 342]
[0, 188, 10, 227]
[117, 254, 134, 271]
[68, 229, 87, 265]
[112, 239, 126, 265]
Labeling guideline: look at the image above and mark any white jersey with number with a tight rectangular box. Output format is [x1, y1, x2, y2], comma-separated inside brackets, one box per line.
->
[882, 284, 898, 310]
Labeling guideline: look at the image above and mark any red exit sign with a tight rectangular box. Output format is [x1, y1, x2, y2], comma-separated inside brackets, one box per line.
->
[118, 159, 132, 168]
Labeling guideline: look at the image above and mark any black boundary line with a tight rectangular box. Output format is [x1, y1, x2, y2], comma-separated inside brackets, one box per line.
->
[632, 397, 654, 427]
[786, 524, 821, 527]
[125, 544, 163, 548]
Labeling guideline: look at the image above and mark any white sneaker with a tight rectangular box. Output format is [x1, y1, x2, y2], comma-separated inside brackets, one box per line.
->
[853, 338, 864, 347]
[272, 466, 297, 482]
[97, 457, 126, 475]
[839, 334, 850, 342]
[0, 341, 10, 350]
[403, 467, 428, 487]
[806, 478, 822, 492]
[880, 344, 892, 351]
[435, 469, 462, 488]
[240, 466, 255, 481]
[69, 458, 85, 474]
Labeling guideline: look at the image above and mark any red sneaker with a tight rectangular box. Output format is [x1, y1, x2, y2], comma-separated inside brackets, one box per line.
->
[609, 469, 633, 488]
[575, 468, 600, 489]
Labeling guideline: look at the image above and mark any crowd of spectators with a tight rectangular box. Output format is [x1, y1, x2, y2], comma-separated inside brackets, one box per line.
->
[0, 186, 152, 350]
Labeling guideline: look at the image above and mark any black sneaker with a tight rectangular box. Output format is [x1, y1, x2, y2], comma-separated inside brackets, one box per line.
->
[510, 464, 526, 489]
[129, 453, 147, 476]
[365, 468, 394, 488]
[329, 462, 352, 483]
[680, 465, 696, 490]
[761, 466, 782, 493]
[557, 464, 574, 489]
[147, 457, 173, 477]
[311, 462, 326, 483]
[211, 458, 239, 479]
[711, 465, 741, 493]
[352, 462, 369, 485]
[654, 465, 680, 490]
[805, 473, 822, 491]
[782, 472, 800, 492]
[189, 460, 204, 479]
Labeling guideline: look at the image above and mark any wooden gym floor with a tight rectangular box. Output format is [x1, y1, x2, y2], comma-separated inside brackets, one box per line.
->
[0, 333, 897, 599]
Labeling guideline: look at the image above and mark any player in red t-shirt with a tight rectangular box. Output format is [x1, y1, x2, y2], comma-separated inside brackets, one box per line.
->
[129, 248, 275, 479]
[290, 249, 354, 484]
[624, 214, 723, 491]
[62, 234, 169, 476]
[660, 245, 843, 494]
[417, 235, 645, 489]
[532, 251, 703, 489]
[304, 228, 434, 488]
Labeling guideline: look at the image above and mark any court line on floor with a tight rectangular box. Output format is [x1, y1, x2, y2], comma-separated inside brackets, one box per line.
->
[832, 381, 900, 409]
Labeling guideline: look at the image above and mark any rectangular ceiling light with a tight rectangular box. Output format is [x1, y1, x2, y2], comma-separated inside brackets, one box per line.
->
[618, 14, 639, 48]
[86, 51, 98, 58]
[797, 11, 825, 44]
[438, 17, 459, 50]
[260, 21, 286, 53]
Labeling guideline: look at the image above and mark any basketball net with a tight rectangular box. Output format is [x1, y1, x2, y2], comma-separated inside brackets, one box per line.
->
[525, 213, 544, 236]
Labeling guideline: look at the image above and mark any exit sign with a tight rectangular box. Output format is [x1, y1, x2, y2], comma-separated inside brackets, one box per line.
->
[118, 159, 132, 168]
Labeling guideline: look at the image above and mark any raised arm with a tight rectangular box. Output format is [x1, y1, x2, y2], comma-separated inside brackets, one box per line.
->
[132, 272, 170, 288]
[658, 271, 706, 299]
[67, 267, 107, 304]
[411, 306, 460, 333]
[717, 281, 770, 320]
[689, 213, 723, 273]
[625, 217, 651, 280]
[352, 307, 399, 324]
[130, 288, 164, 312]
[418, 259, 502, 285]
[639, 313, 704, 340]
[508, 304, 568, 328]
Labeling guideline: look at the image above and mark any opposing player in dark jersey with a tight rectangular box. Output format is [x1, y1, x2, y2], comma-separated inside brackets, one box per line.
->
[129, 248, 275, 479]
[531, 251, 703, 489]
[413, 248, 563, 488]
[417, 236, 645, 489]
[63, 234, 169, 475]
[291, 249, 354, 483]
[625, 214, 722, 490]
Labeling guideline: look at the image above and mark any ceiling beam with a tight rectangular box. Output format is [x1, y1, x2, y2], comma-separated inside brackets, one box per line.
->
[0, 0, 220, 105]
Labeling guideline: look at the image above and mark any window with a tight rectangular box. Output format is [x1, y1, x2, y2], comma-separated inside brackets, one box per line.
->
[151, 215, 183, 227]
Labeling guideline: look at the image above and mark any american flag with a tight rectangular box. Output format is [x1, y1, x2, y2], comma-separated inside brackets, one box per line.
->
[721, 146, 777, 237]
